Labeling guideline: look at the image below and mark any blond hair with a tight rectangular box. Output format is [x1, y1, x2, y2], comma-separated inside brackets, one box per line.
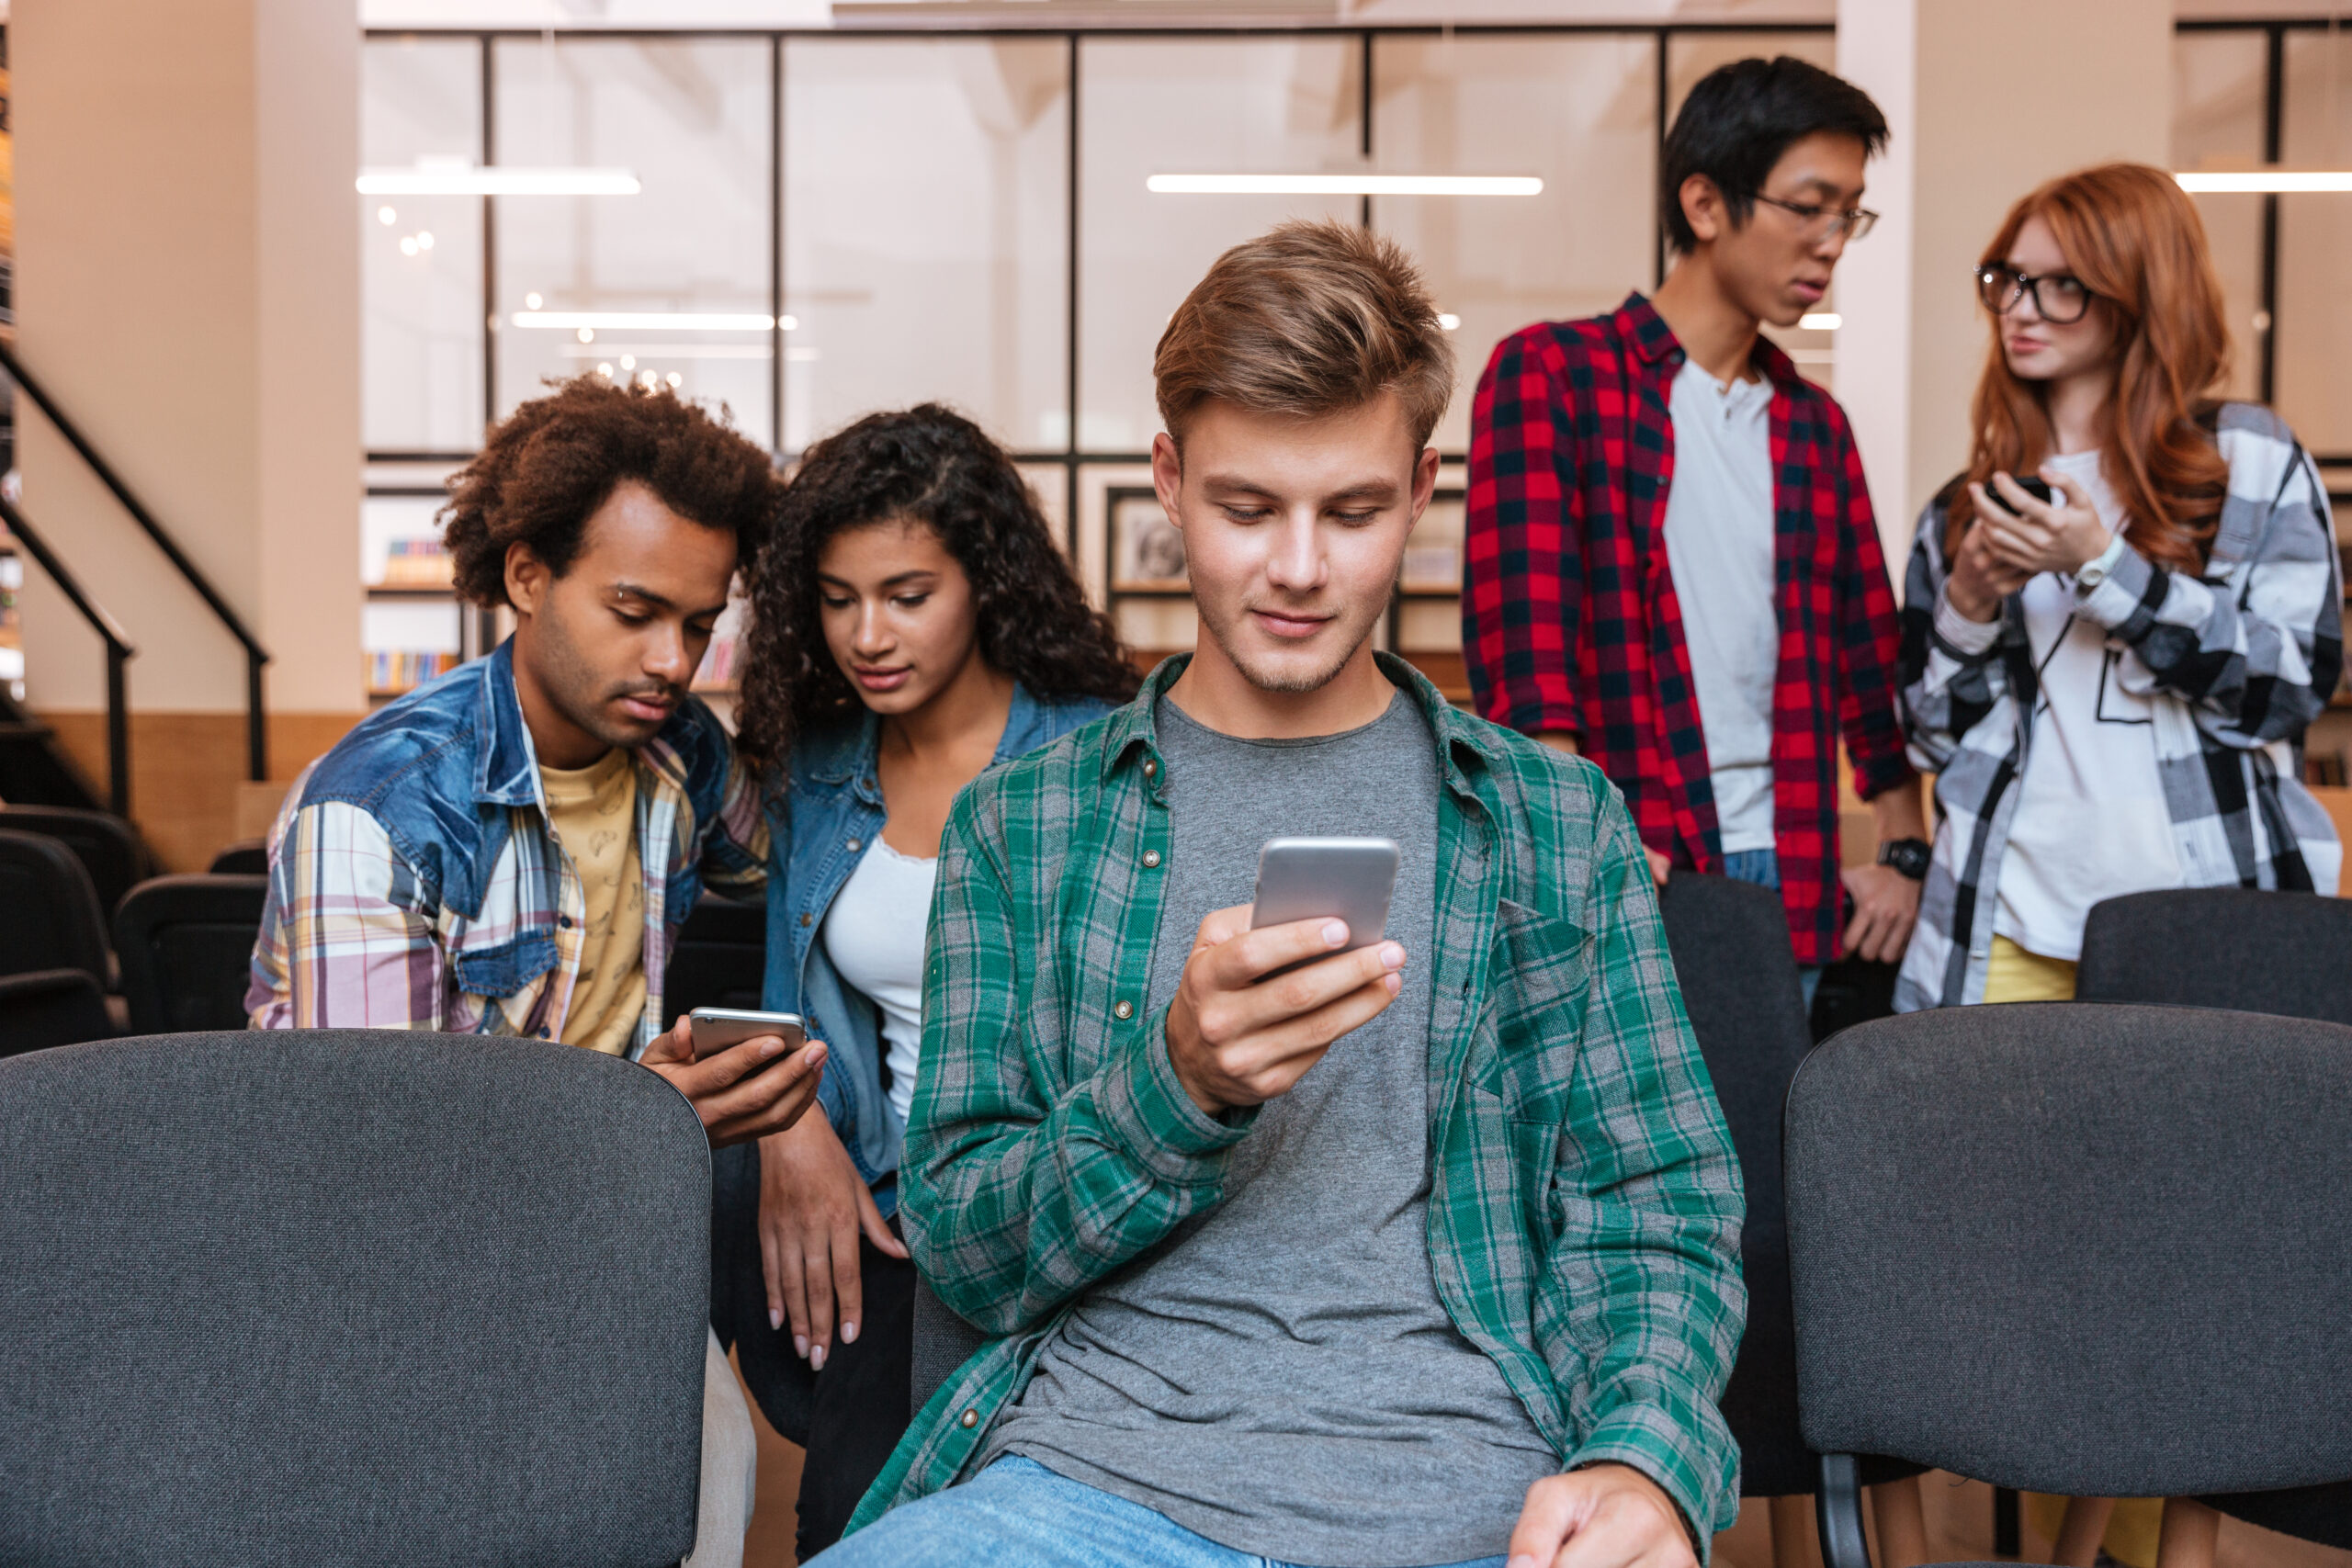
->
[1153, 220, 1455, 448]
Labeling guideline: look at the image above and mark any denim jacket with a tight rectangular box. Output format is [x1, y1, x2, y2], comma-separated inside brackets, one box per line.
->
[248, 640, 767, 1052]
[763, 684, 1114, 1210]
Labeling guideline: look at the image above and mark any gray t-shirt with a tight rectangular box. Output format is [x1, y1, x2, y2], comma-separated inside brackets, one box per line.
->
[982, 686, 1557, 1567]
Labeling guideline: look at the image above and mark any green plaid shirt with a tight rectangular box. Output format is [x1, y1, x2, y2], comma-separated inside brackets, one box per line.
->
[851, 655, 1747, 1549]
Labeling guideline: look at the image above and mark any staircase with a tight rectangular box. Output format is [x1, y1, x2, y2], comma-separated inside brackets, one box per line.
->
[0, 685, 107, 811]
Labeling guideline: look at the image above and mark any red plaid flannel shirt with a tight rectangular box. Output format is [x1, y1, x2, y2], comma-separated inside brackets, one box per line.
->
[1463, 293, 1915, 965]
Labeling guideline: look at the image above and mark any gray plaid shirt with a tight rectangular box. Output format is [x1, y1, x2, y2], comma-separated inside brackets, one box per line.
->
[1895, 402, 2343, 1011]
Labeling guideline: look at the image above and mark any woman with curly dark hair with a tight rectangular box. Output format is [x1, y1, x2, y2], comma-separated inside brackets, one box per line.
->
[724, 404, 1136, 1556]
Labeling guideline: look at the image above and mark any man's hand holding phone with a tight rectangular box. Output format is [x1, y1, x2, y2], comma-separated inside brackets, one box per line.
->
[641, 1012, 828, 1148]
[1163, 907, 1406, 1116]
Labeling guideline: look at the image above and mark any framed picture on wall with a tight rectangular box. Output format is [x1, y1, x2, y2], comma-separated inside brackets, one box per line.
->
[1110, 487, 1188, 592]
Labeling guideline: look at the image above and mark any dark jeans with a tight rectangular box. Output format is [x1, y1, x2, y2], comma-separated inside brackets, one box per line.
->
[792, 1217, 916, 1558]
[710, 1145, 919, 1560]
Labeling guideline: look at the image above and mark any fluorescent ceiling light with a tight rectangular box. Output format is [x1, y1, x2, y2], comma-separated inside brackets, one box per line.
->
[357, 165, 642, 197]
[1147, 174, 1542, 197]
[2175, 170, 2352, 194]
[1799, 312, 1841, 331]
[512, 311, 792, 332]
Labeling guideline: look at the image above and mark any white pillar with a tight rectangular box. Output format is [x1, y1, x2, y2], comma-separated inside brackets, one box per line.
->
[1836, 0, 2172, 575]
[15, 0, 359, 863]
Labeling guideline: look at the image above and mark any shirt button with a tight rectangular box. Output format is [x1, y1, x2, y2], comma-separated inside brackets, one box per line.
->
[1142, 757, 1158, 779]
[1114, 999, 1135, 1021]
[558, 915, 573, 930]
[1142, 850, 1161, 869]
[846, 838, 862, 852]
[960, 1408, 979, 1429]
[536, 1027, 550, 1040]
[799, 912, 814, 927]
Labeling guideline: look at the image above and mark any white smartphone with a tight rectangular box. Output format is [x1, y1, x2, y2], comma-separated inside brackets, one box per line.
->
[688, 1007, 808, 1057]
[1249, 837, 1400, 954]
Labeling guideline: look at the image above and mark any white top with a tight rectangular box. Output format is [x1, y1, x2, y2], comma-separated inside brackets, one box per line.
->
[1936, 448, 2183, 962]
[1660, 358, 1780, 853]
[822, 837, 939, 1128]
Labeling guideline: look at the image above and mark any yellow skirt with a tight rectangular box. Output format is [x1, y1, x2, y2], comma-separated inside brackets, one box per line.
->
[1985, 938, 2164, 1568]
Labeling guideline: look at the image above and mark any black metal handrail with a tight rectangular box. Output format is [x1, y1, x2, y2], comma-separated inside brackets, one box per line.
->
[0, 494, 135, 814]
[0, 340, 268, 781]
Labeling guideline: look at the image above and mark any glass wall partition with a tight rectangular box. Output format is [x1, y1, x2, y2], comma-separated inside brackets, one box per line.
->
[362, 38, 485, 454]
[783, 38, 1069, 457]
[359, 18, 2346, 705]
[492, 36, 775, 443]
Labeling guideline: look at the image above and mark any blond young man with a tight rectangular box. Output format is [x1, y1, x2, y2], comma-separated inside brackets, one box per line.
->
[810, 223, 1747, 1568]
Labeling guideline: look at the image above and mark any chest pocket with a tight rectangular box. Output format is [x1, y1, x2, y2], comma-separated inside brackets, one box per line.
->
[450, 927, 560, 1003]
[1483, 897, 1592, 1129]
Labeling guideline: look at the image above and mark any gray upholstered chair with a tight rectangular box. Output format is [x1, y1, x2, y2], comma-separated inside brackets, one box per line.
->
[2078, 886, 2352, 1027]
[2075, 886, 2352, 1551]
[1786, 1002, 2352, 1568]
[0, 1029, 715, 1567]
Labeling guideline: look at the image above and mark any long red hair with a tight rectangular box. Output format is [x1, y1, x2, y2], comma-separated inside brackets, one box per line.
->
[1949, 163, 2232, 572]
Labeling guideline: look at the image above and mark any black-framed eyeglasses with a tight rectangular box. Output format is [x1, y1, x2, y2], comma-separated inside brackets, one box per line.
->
[1753, 193, 1879, 242]
[1975, 265, 2096, 324]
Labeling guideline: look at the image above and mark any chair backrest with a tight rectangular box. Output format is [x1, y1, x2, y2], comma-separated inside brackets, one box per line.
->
[1655, 873, 1818, 1496]
[0, 828, 110, 985]
[1787, 1002, 2352, 1499]
[207, 839, 269, 875]
[0, 804, 150, 914]
[662, 894, 767, 1029]
[2078, 886, 2352, 1027]
[0, 1030, 712, 1567]
[113, 874, 269, 1034]
[0, 968, 113, 1058]
[2077, 886, 2352, 1550]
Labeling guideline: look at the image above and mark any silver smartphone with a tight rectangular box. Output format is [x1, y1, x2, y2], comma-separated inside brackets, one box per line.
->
[1249, 837, 1400, 953]
[688, 1007, 809, 1057]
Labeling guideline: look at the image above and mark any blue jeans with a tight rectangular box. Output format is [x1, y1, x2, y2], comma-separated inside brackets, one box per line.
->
[808, 1456, 1510, 1568]
[1718, 848, 1823, 1010]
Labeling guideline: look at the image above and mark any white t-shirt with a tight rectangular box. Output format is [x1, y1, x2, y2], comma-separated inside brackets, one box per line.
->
[821, 837, 938, 1128]
[1983, 448, 2184, 961]
[1660, 358, 1780, 853]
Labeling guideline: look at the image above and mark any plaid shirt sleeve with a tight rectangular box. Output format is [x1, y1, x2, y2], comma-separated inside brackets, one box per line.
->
[250, 798, 448, 1031]
[900, 771, 1254, 1337]
[1827, 415, 1917, 801]
[1525, 771, 1747, 1540]
[2084, 423, 2342, 747]
[1465, 325, 1586, 738]
[696, 749, 771, 896]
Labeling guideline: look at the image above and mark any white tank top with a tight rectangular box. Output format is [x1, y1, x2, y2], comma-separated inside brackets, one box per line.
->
[821, 838, 938, 1128]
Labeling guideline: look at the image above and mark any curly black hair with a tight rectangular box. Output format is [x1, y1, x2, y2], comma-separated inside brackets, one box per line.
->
[441, 376, 778, 606]
[734, 404, 1139, 774]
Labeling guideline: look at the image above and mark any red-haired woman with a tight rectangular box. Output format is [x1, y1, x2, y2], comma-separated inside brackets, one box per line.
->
[1895, 163, 2343, 1566]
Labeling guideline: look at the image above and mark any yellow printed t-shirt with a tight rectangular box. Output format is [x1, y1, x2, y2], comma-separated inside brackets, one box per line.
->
[540, 747, 647, 1055]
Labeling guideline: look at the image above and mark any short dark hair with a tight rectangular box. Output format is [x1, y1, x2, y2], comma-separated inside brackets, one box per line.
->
[441, 376, 777, 607]
[1660, 56, 1889, 254]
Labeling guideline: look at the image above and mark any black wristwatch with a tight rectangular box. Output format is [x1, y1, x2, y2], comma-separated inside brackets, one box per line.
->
[1877, 837, 1931, 881]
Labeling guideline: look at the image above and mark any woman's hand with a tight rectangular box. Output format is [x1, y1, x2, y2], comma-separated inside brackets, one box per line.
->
[757, 1109, 909, 1369]
[641, 1015, 826, 1148]
[1979, 468, 2113, 579]
[1946, 485, 2040, 621]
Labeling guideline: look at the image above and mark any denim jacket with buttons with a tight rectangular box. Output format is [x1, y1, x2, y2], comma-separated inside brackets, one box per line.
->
[763, 683, 1114, 1210]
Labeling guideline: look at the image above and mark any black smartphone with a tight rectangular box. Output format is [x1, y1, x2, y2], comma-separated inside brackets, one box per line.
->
[1980, 475, 2052, 515]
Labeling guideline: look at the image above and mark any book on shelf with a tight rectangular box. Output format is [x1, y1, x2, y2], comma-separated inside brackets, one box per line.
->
[368, 649, 459, 692]
[380, 536, 455, 589]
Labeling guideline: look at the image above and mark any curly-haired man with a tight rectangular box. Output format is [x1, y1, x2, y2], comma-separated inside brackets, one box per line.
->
[247, 378, 816, 1568]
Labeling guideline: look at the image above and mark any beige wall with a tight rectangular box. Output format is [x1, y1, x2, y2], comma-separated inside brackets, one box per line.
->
[1836, 0, 2173, 573]
[15, 0, 361, 716]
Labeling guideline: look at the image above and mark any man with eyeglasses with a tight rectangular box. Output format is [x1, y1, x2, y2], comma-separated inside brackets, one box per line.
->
[1465, 54, 1931, 1015]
